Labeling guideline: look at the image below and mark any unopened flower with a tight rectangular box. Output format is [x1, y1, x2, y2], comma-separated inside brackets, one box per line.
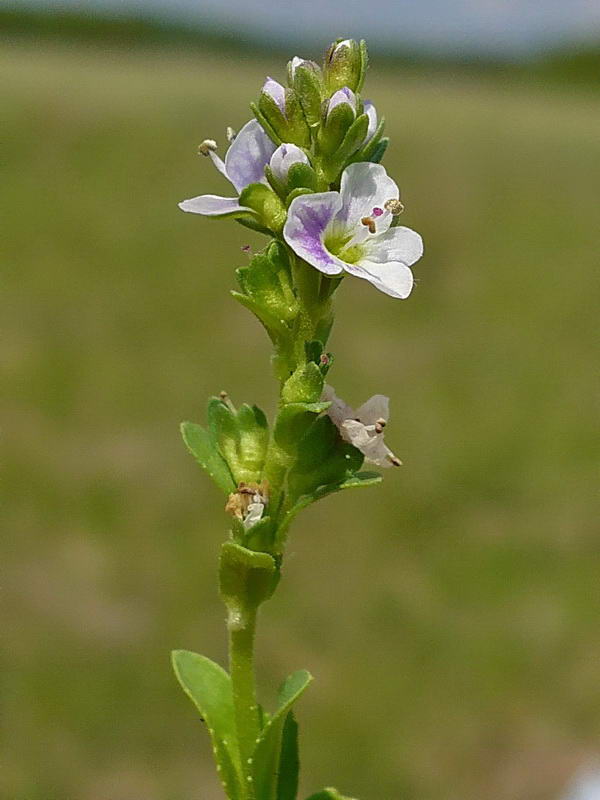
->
[262, 77, 287, 114]
[269, 143, 310, 183]
[327, 86, 357, 118]
[225, 481, 269, 529]
[179, 119, 276, 217]
[283, 162, 423, 298]
[322, 385, 401, 468]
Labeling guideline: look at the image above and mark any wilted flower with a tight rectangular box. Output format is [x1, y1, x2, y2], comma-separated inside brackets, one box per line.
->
[178, 119, 276, 217]
[283, 162, 423, 298]
[322, 385, 401, 467]
[225, 481, 268, 529]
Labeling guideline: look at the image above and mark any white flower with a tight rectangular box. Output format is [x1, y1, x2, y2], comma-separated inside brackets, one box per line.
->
[323, 385, 401, 468]
[243, 495, 265, 530]
[283, 161, 423, 298]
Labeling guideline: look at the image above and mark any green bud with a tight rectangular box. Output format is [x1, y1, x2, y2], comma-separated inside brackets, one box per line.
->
[281, 361, 324, 405]
[238, 183, 287, 234]
[257, 78, 310, 148]
[324, 38, 368, 94]
[207, 395, 269, 484]
[292, 60, 324, 127]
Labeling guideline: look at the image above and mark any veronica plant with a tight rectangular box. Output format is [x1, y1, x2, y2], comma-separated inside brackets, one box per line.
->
[174, 38, 423, 800]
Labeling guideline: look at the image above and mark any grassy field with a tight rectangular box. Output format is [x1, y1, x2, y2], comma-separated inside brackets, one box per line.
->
[2, 38, 599, 800]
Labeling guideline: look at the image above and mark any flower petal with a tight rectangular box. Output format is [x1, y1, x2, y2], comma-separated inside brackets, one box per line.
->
[335, 162, 399, 236]
[345, 259, 414, 299]
[178, 195, 250, 217]
[362, 225, 424, 267]
[363, 101, 378, 142]
[322, 385, 356, 428]
[224, 118, 277, 194]
[341, 421, 397, 468]
[284, 192, 346, 276]
[328, 87, 357, 116]
[355, 394, 389, 425]
[262, 77, 286, 113]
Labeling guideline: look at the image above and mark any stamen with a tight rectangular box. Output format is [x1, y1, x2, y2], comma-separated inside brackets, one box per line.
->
[384, 198, 404, 215]
[361, 216, 377, 234]
[372, 207, 384, 217]
[375, 418, 386, 434]
[388, 454, 402, 467]
[198, 139, 218, 156]
[226, 126, 237, 143]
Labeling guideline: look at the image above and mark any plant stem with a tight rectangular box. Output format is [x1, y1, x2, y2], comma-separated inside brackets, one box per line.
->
[229, 607, 260, 799]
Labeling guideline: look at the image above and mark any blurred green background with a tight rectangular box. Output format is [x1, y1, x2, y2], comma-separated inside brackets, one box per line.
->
[2, 10, 599, 800]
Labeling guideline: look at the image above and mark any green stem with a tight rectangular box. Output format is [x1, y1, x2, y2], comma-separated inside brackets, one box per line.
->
[229, 607, 260, 799]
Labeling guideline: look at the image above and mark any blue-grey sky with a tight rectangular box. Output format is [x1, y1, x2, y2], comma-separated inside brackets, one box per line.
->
[12, 0, 600, 55]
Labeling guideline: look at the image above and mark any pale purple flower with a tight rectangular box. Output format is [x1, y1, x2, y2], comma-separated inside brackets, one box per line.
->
[322, 385, 401, 468]
[262, 77, 287, 114]
[178, 119, 276, 217]
[283, 162, 423, 298]
[269, 143, 310, 183]
[327, 86, 357, 118]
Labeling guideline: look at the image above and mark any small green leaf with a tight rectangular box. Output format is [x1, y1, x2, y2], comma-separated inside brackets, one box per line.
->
[286, 416, 366, 506]
[171, 650, 243, 800]
[276, 712, 300, 800]
[231, 291, 289, 342]
[239, 183, 287, 234]
[287, 162, 318, 192]
[180, 421, 236, 494]
[282, 362, 324, 404]
[273, 401, 331, 455]
[219, 541, 277, 613]
[252, 670, 313, 800]
[304, 790, 357, 800]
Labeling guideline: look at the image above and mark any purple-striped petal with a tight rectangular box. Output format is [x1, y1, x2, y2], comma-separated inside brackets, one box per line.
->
[224, 119, 277, 194]
[178, 195, 250, 217]
[335, 162, 399, 235]
[283, 192, 346, 276]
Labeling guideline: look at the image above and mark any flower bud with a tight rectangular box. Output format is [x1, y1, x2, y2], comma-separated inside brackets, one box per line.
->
[257, 77, 310, 148]
[324, 38, 367, 94]
[289, 57, 324, 127]
[326, 87, 357, 119]
[269, 143, 310, 184]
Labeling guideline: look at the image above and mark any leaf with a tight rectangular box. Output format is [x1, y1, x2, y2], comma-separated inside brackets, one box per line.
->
[304, 790, 357, 800]
[180, 421, 236, 494]
[231, 291, 289, 342]
[286, 417, 365, 501]
[171, 650, 243, 800]
[239, 183, 287, 234]
[282, 362, 324, 404]
[276, 712, 300, 800]
[273, 401, 331, 455]
[219, 541, 277, 612]
[252, 670, 313, 800]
